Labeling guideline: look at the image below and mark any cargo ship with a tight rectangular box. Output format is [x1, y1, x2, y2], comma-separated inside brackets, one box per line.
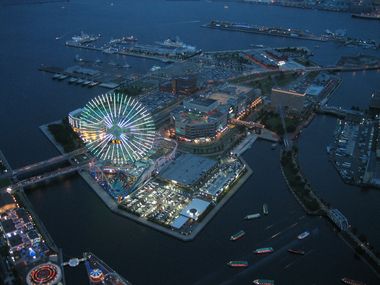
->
[297, 231, 310, 240]
[341, 277, 366, 285]
[262, 204, 268, 215]
[110, 35, 138, 44]
[352, 13, 380, 21]
[244, 213, 261, 220]
[254, 247, 274, 254]
[253, 279, 274, 285]
[230, 230, 245, 241]
[227, 261, 248, 268]
[287, 248, 305, 255]
[204, 20, 326, 42]
[155, 37, 196, 51]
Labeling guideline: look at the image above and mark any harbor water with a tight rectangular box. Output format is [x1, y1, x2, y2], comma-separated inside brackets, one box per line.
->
[1, 0, 380, 284]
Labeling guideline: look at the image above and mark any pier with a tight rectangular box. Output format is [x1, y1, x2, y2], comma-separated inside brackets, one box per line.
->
[316, 105, 364, 118]
[62, 257, 87, 267]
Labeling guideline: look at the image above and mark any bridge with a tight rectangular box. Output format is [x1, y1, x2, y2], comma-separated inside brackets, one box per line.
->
[0, 148, 87, 179]
[317, 105, 364, 118]
[6, 164, 87, 191]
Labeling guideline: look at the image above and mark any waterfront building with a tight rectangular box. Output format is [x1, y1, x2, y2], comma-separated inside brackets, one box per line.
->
[158, 153, 217, 189]
[271, 87, 305, 113]
[180, 198, 210, 220]
[172, 97, 227, 140]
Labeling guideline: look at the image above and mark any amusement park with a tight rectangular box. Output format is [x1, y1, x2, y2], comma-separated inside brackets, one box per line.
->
[67, 92, 250, 239]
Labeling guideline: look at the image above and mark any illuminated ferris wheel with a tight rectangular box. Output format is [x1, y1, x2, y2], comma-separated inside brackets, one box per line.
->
[79, 93, 156, 165]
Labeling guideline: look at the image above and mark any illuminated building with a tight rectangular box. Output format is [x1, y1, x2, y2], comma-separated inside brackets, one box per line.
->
[172, 97, 227, 140]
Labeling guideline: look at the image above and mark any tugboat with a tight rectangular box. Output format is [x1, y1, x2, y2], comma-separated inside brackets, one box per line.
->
[244, 213, 261, 220]
[287, 248, 305, 255]
[254, 247, 274, 254]
[263, 204, 269, 215]
[230, 230, 245, 241]
[227, 261, 248, 268]
[253, 279, 275, 285]
[297, 231, 310, 240]
[341, 277, 366, 285]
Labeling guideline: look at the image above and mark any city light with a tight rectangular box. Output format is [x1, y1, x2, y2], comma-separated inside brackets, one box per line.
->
[79, 93, 156, 165]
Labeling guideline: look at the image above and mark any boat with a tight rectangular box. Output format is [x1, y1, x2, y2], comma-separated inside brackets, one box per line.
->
[110, 35, 138, 44]
[155, 37, 196, 51]
[262, 204, 268, 215]
[253, 279, 275, 285]
[150, 65, 161, 72]
[341, 277, 366, 285]
[68, 77, 78, 84]
[254, 247, 274, 254]
[227, 261, 248, 268]
[71, 32, 100, 44]
[230, 230, 245, 241]
[287, 248, 305, 255]
[297, 231, 310, 240]
[244, 213, 261, 220]
[352, 13, 380, 21]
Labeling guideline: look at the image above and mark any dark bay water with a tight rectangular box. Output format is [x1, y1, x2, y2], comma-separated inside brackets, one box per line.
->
[1, 0, 380, 284]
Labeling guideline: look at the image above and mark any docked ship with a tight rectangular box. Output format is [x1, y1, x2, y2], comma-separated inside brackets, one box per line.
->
[341, 277, 366, 285]
[287, 248, 305, 255]
[254, 247, 274, 254]
[352, 13, 380, 21]
[230, 230, 245, 241]
[110, 35, 138, 44]
[253, 279, 275, 285]
[155, 37, 196, 51]
[262, 204, 268, 215]
[71, 32, 100, 44]
[244, 213, 261, 220]
[297, 231, 310, 240]
[227, 261, 248, 268]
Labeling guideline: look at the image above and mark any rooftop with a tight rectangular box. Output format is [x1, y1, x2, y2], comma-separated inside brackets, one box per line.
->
[188, 97, 217, 107]
[159, 154, 217, 187]
[1, 219, 16, 234]
[180, 198, 210, 220]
